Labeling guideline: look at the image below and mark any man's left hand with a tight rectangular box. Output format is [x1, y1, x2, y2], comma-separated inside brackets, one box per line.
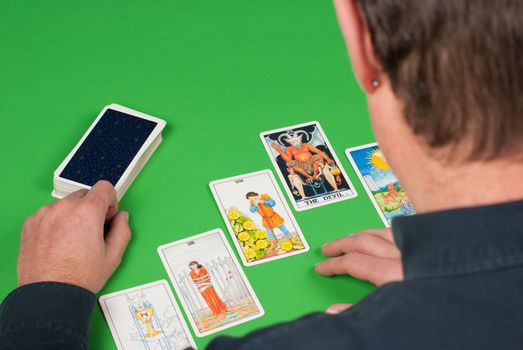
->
[315, 228, 403, 286]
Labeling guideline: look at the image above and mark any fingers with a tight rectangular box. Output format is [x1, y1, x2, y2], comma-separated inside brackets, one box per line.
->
[105, 206, 119, 222]
[315, 252, 403, 286]
[65, 189, 89, 201]
[85, 180, 118, 218]
[326, 303, 353, 314]
[322, 229, 399, 259]
[105, 211, 131, 268]
[372, 228, 395, 243]
[317, 229, 403, 286]
[315, 255, 349, 276]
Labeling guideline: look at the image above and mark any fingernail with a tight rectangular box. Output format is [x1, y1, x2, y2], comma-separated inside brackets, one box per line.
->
[321, 242, 328, 248]
[122, 211, 129, 221]
[326, 306, 342, 314]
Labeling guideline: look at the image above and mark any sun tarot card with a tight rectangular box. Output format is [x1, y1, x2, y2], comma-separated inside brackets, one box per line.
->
[157, 229, 264, 337]
[99, 280, 197, 350]
[260, 121, 357, 211]
[346, 143, 415, 227]
[209, 170, 309, 266]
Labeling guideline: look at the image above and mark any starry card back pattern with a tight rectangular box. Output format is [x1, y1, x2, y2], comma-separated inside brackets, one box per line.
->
[59, 108, 158, 187]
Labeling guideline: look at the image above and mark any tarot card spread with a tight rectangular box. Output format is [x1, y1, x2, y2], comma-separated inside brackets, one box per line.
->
[99, 280, 196, 350]
[158, 229, 264, 337]
[260, 121, 357, 211]
[346, 143, 415, 227]
[210, 170, 309, 266]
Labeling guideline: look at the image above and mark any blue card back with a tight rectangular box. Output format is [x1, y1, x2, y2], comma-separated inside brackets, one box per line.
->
[59, 108, 157, 186]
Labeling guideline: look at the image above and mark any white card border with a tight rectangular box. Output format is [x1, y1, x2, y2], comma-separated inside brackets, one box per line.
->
[157, 228, 265, 337]
[209, 169, 310, 266]
[259, 120, 358, 211]
[53, 103, 166, 198]
[345, 143, 390, 227]
[99, 279, 197, 350]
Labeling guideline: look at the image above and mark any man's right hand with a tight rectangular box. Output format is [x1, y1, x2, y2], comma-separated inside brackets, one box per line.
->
[315, 228, 403, 286]
[17, 181, 131, 293]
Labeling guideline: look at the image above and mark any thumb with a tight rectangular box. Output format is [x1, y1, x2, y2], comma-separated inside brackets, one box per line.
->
[326, 303, 353, 315]
[105, 211, 131, 268]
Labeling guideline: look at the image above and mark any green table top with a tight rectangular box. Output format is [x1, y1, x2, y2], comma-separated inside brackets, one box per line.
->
[0, 1, 382, 348]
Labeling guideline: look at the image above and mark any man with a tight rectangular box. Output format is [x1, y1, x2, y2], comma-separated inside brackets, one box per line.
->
[2, 0, 523, 349]
[246, 191, 295, 244]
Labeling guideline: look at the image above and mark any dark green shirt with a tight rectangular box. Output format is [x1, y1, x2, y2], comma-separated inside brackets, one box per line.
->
[2, 200, 523, 349]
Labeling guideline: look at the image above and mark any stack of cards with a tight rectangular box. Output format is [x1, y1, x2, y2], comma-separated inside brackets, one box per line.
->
[52, 104, 166, 200]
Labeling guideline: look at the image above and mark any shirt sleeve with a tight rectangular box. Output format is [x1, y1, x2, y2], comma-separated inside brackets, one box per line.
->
[204, 282, 410, 350]
[0, 282, 96, 350]
[263, 198, 276, 207]
[205, 312, 354, 350]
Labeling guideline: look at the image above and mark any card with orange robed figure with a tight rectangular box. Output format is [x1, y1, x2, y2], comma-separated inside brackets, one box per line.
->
[158, 229, 264, 337]
[210, 170, 309, 266]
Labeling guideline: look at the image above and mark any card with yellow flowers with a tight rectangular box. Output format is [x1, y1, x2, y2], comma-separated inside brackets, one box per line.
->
[210, 170, 309, 266]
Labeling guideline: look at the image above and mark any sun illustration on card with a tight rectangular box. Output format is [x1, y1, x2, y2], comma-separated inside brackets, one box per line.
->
[367, 149, 390, 171]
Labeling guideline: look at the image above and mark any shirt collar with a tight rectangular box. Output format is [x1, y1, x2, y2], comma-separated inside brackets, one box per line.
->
[392, 199, 523, 280]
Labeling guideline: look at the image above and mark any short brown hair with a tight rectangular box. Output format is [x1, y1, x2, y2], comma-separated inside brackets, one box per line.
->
[245, 192, 259, 199]
[189, 261, 202, 268]
[356, 0, 523, 160]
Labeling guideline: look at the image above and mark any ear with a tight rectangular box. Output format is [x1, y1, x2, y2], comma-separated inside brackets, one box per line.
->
[334, 0, 382, 93]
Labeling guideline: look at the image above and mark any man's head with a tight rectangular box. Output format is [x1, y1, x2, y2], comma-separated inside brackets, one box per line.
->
[335, 0, 523, 211]
[246, 192, 260, 202]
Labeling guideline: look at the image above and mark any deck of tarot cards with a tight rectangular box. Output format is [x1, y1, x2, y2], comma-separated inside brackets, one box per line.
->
[52, 104, 166, 200]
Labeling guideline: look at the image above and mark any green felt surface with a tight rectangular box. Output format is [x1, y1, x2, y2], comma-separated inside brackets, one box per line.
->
[0, 1, 383, 348]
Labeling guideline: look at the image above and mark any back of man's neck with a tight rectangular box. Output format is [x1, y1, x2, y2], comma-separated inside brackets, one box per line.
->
[405, 158, 523, 214]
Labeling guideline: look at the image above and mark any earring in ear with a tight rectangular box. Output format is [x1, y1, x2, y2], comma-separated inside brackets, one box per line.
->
[371, 80, 380, 88]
